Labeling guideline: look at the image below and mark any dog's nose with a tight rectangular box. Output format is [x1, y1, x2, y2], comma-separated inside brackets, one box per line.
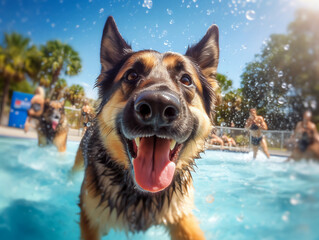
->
[134, 91, 180, 127]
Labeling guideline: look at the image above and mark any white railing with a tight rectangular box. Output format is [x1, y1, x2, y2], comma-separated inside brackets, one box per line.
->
[64, 106, 82, 136]
[209, 126, 293, 153]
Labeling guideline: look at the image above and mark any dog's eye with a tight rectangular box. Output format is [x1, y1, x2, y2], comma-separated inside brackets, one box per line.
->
[126, 70, 139, 81]
[180, 74, 193, 86]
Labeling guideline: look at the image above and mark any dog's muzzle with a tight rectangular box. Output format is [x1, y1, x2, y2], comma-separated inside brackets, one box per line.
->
[134, 91, 181, 128]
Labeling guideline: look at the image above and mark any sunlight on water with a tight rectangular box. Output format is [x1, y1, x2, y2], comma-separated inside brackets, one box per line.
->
[0, 137, 318, 240]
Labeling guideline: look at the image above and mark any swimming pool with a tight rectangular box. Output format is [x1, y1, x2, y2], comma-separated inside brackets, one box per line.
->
[0, 137, 318, 240]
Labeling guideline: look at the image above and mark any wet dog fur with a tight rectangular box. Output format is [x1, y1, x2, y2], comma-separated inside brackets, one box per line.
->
[37, 100, 68, 152]
[72, 16, 219, 240]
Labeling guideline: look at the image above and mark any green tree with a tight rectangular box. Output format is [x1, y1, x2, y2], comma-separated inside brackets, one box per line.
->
[0, 33, 37, 124]
[51, 78, 67, 100]
[215, 73, 243, 126]
[40, 40, 82, 98]
[241, 9, 319, 130]
[66, 84, 85, 107]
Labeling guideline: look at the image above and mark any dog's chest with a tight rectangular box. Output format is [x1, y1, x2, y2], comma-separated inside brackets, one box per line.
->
[84, 177, 194, 234]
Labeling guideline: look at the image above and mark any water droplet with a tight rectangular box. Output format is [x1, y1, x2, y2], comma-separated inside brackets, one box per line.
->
[281, 82, 287, 89]
[310, 100, 317, 109]
[142, 0, 153, 9]
[228, 102, 232, 107]
[167, 9, 173, 15]
[164, 40, 169, 46]
[246, 10, 256, 21]
[99, 8, 104, 13]
[278, 97, 285, 104]
[282, 211, 290, 221]
[278, 71, 283, 78]
[269, 82, 274, 87]
[289, 174, 296, 180]
[290, 197, 299, 205]
[236, 214, 244, 222]
[284, 44, 290, 51]
[206, 195, 214, 203]
[290, 194, 300, 205]
[169, 19, 174, 24]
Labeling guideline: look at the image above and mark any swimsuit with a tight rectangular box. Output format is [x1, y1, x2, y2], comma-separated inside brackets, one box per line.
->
[250, 123, 263, 146]
[250, 123, 259, 131]
[30, 103, 42, 112]
[252, 136, 263, 146]
[298, 131, 313, 152]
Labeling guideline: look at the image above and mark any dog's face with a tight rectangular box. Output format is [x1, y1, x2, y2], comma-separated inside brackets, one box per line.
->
[43, 100, 65, 131]
[97, 17, 219, 193]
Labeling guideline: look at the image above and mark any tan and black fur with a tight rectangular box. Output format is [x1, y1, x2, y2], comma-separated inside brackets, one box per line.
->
[72, 16, 219, 240]
[37, 100, 68, 152]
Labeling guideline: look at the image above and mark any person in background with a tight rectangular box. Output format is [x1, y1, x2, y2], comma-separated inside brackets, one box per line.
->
[245, 108, 270, 159]
[81, 99, 95, 135]
[289, 110, 319, 161]
[221, 134, 237, 147]
[24, 86, 45, 132]
[210, 132, 224, 149]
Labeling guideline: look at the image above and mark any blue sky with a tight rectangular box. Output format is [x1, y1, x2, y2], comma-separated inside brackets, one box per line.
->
[0, 0, 317, 99]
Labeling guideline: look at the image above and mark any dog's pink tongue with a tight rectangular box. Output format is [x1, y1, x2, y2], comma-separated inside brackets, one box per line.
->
[133, 137, 175, 193]
[52, 120, 58, 130]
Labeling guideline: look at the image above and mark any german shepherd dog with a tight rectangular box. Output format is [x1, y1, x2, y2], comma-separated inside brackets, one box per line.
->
[37, 100, 68, 152]
[73, 16, 219, 240]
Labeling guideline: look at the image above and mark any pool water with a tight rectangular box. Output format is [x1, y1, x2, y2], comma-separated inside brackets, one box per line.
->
[0, 137, 318, 240]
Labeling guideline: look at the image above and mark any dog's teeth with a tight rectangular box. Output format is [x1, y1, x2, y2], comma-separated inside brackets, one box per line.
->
[170, 140, 176, 150]
[135, 137, 140, 147]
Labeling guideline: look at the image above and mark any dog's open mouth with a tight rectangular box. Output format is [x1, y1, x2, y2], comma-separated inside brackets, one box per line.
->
[52, 119, 59, 130]
[126, 136, 182, 193]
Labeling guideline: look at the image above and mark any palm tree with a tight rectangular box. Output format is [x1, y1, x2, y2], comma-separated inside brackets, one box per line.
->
[40, 40, 81, 98]
[24, 45, 43, 86]
[0, 33, 35, 124]
[51, 78, 67, 100]
[66, 84, 85, 107]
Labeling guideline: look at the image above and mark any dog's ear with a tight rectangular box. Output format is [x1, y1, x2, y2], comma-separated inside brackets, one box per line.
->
[185, 25, 219, 89]
[100, 16, 132, 73]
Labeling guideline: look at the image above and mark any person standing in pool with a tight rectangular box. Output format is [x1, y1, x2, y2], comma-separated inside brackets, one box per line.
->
[24, 86, 45, 132]
[289, 110, 319, 161]
[245, 108, 270, 159]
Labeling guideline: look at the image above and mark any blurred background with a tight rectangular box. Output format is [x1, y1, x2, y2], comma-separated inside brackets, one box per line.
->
[1, 1, 319, 239]
[0, 0, 318, 147]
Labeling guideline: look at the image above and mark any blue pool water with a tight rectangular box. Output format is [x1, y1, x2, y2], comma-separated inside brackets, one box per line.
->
[0, 137, 318, 240]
